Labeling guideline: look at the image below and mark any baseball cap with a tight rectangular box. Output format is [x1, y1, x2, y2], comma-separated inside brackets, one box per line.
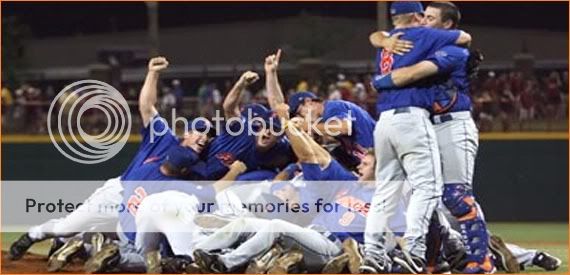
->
[162, 145, 200, 173]
[288, 91, 318, 117]
[188, 119, 215, 137]
[241, 103, 282, 131]
[390, 1, 424, 16]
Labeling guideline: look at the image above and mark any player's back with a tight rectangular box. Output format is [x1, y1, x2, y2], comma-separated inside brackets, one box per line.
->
[375, 27, 460, 113]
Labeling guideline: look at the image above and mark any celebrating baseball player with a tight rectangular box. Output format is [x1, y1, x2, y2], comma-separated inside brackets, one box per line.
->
[360, 1, 473, 274]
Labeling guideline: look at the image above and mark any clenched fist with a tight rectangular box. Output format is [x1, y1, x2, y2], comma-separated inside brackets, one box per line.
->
[239, 71, 260, 87]
[230, 160, 247, 174]
[148, 57, 169, 72]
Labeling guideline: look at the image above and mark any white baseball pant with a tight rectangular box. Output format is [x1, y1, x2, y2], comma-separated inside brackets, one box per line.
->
[194, 217, 342, 273]
[365, 107, 443, 260]
[28, 177, 123, 241]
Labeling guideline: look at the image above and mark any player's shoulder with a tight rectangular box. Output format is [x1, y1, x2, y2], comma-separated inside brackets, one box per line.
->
[436, 45, 470, 59]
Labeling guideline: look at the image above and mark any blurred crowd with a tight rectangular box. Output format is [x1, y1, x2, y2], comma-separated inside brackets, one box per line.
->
[2, 69, 568, 135]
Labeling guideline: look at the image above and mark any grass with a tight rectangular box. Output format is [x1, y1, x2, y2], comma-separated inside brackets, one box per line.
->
[1, 223, 568, 273]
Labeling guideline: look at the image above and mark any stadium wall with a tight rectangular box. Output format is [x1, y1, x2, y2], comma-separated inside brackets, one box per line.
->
[2, 136, 568, 222]
[21, 15, 568, 70]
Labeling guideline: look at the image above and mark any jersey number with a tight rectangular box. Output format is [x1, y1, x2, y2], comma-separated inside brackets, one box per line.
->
[380, 50, 394, 75]
[127, 186, 148, 216]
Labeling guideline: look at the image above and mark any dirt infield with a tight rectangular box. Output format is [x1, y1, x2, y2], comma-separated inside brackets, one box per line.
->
[1, 251, 84, 274]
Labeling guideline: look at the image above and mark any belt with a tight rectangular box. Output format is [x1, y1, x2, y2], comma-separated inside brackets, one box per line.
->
[431, 113, 453, 124]
[394, 107, 410, 114]
[431, 111, 472, 125]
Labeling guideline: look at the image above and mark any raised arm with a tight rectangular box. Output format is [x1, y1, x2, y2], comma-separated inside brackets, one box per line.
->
[222, 71, 259, 120]
[274, 103, 331, 167]
[264, 49, 285, 110]
[139, 57, 169, 127]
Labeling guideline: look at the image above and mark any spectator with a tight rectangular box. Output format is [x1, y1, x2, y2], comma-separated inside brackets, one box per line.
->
[171, 79, 185, 110]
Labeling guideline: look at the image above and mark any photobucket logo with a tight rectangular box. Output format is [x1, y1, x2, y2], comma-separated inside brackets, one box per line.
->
[47, 80, 132, 164]
[149, 108, 354, 140]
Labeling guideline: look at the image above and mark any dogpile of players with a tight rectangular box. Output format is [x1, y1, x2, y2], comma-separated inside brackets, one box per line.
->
[8, 1, 562, 274]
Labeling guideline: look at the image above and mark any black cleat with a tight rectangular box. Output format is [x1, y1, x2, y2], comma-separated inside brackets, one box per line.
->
[193, 249, 227, 273]
[391, 250, 427, 274]
[359, 255, 390, 274]
[533, 252, 561, 271]
[84, 243, 121, 273]
[9, 233, 35, 260]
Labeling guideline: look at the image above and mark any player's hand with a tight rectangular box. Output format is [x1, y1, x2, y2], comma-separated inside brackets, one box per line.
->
[264, 49, 282, 73]
[370, 31, 413, 55]
[230, 160, 247, 174]
[239, 71, 260, 86]
[148, 57, 169, 72]
[290, 117, 305, 129]
[274, 103, 290, 121]
[384, 32, 413, 55]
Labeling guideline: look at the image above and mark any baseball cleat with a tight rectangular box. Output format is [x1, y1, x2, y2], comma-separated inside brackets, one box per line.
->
[359, 255, 390, 274]
[160, 255, 195, 274]
[90, 232, 105, 256]
[489, 234, 520, 273]
[343, 237, 363, 274]
[245, 244, 283, 274]
[84, 243, 121, 273]
[193, 249, 227, 273]
[48, 237, 65, 258]
[47, 237, 85, 272]
[267, 248, 304, 274]
[9, 233, 35, 260]
[532, 251, 561, 271]
[145, 250, 162, 274]
[391, 249, 427, 274]
[321, 253, 349, 273]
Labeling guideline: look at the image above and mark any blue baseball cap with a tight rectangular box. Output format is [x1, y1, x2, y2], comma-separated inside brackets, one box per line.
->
[241, 103, 282, 131]
[288, 91, 318, 117]
[163, 145, 200, 173]
[390, 1, 424, 16]
[188, 119, 216, 137]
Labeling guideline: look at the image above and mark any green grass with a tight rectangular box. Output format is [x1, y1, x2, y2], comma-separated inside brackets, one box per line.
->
[2, 223, 568, 273]
[487, 223, 568, 273]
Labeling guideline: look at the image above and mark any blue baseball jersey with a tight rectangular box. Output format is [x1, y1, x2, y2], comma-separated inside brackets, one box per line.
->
[301, 159, 358, 182]
[308, 181, 372, 243]
[121, 114, 179, 179]
[322, 100, 376, 155]
[426, 45, 471, 113]
[192, 118, 293, 180]
[375, 27, 460, 114]
[119, 161, 217, 242]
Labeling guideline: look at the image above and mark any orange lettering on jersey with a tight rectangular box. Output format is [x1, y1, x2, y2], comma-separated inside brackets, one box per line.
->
[339, 212, 355, 226]
[336, 195, 370, 218]
[127, 186, 148, 216]
[380, 50, 394, 75]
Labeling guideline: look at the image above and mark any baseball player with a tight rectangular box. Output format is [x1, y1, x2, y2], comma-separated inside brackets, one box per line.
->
[370, 2, 494, 273]
[83, 158, 248, 273]
[264, 50, 376, 169]
[188, 71, 294, 180]
[190, 105, 407, 274]
[360, 2, 473, 273]
[8, 57, 213, 264]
